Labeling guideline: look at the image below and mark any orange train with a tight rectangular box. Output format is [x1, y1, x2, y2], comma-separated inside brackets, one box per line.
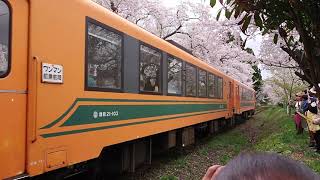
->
[0, 0, 255, 179]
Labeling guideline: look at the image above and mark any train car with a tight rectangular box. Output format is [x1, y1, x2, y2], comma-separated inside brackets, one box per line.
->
[0, 0, 255, 179]
[235, 81, 256, 118]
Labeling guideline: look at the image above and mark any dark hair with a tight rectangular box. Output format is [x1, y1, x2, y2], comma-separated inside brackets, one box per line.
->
[214, 152, 319, 180]
[308, 104, 318, 114]
[309, 93, 316, 97]
[307, 97, 318, 114]
[301, 95, 308, 100]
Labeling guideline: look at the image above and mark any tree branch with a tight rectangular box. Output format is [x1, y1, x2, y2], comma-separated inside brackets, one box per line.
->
[162, 24, 182, 40]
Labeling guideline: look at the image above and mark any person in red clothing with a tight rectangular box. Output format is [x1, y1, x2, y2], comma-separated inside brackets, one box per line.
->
[294, 94, 303, 134]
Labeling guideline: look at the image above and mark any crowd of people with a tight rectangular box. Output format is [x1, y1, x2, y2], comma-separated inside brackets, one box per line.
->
[202, 85, 320, 180]
[294, 85, 320, 153]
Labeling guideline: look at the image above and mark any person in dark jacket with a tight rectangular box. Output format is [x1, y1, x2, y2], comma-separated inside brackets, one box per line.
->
[143, 77, 155, 91]
[301, 95, 309, 113]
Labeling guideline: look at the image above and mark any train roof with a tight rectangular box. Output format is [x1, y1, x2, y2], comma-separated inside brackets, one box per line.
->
[86, 0, 255, 92]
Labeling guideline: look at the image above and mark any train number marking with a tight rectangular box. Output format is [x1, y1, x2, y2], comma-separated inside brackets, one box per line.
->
[93, 111, 119, 119]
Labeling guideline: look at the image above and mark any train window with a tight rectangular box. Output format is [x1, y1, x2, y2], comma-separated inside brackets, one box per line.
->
[240, 87, 243, 100]
[86, 21, 122, 90]
[167, 56, 182, 95]
[241, 88, 250, 101]
[185, 63, 197, 96]
[0, 0, 10, 78]
[216, 76, 223, 99]
[242, 88, 254, 101]
[139, 45, 161, 93]
[241, 88, 245, 100]
[208, 73, 216, 98]
[198, 69, 207, 97]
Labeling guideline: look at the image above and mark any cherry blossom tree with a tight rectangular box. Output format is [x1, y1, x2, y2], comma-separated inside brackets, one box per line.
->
[260, 34, 299, 69]
[93, 0, 191, 39]
[172, 15, 256, 84]
[257, 32, 310, 106]
[212, 0, 320, 96]
[0, 44, 8, 75]
[263, 67, 307, 111]
[92, 0, 258, 86]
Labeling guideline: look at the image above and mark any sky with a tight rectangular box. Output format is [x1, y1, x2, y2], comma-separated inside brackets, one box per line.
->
[161, 0, 271, 79]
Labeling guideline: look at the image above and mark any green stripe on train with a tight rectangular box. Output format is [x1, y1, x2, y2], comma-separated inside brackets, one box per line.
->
[41, 111, 218, 138]
[61, 103, 227, 126]
[240, 102, 255, 107]
[41, 98, 226, 129]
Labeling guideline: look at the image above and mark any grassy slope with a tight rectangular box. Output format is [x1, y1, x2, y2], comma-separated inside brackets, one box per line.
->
[254, 107, 320, 172]
[134, 107, 320, 180]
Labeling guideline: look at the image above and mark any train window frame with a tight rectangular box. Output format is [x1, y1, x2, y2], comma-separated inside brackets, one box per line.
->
[241, 87, 246, 101]
[198, 68, 207, 98]
[242, 87, 245, 100]
[0, 0, 11, 78]
[139, 42, 162, 95]
[241, 87, 254, 101]
[208, 73, 223, 99]
[167, 55, 183, 96]
[185, 62, 197, 97]
[208, 73, 216, 98]
[217, 76, 223, 99]
[84, 17, 124, 92]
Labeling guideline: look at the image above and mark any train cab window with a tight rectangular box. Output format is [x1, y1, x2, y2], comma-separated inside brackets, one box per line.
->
[198, 69, 207, 97]
[208, 73, 216, 98]
[0, 0, 10, 78]
[167, 56, 182, 95]
[86, 21, 122, 90]
[139, 45, 161, 93]
[185, 63, 196, 96]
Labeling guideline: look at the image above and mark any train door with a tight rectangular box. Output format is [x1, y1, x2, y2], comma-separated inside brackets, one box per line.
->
[0, 0, 28, 179]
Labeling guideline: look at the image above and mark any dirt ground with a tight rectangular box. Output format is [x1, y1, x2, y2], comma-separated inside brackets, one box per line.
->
[118, 109, 266, 180]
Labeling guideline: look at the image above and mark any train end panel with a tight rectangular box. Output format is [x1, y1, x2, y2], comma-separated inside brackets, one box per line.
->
[0, 0, 29, 179]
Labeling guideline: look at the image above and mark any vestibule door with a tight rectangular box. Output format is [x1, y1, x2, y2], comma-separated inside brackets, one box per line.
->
[0, 0, 28, 179]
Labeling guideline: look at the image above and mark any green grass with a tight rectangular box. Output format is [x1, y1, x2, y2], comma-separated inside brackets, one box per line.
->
[206, 130, 248, 164]
[207, 131, 248, 151]
[254, 107, 320, 173]
[148, 106, 320, 179]
[173, 157, 188, 169]
[160, 175, 179, 180]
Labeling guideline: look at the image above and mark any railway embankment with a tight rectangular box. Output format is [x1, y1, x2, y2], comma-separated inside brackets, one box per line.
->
[127, 106, 320, 180]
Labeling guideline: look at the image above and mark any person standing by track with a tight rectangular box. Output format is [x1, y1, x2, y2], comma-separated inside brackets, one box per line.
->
[300, 94, 316, 147]
[305, 88, 320, 152]
[294, 94, 303, 134]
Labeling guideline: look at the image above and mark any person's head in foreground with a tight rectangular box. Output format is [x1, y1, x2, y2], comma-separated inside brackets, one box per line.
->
[203, 152, 319, 180]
